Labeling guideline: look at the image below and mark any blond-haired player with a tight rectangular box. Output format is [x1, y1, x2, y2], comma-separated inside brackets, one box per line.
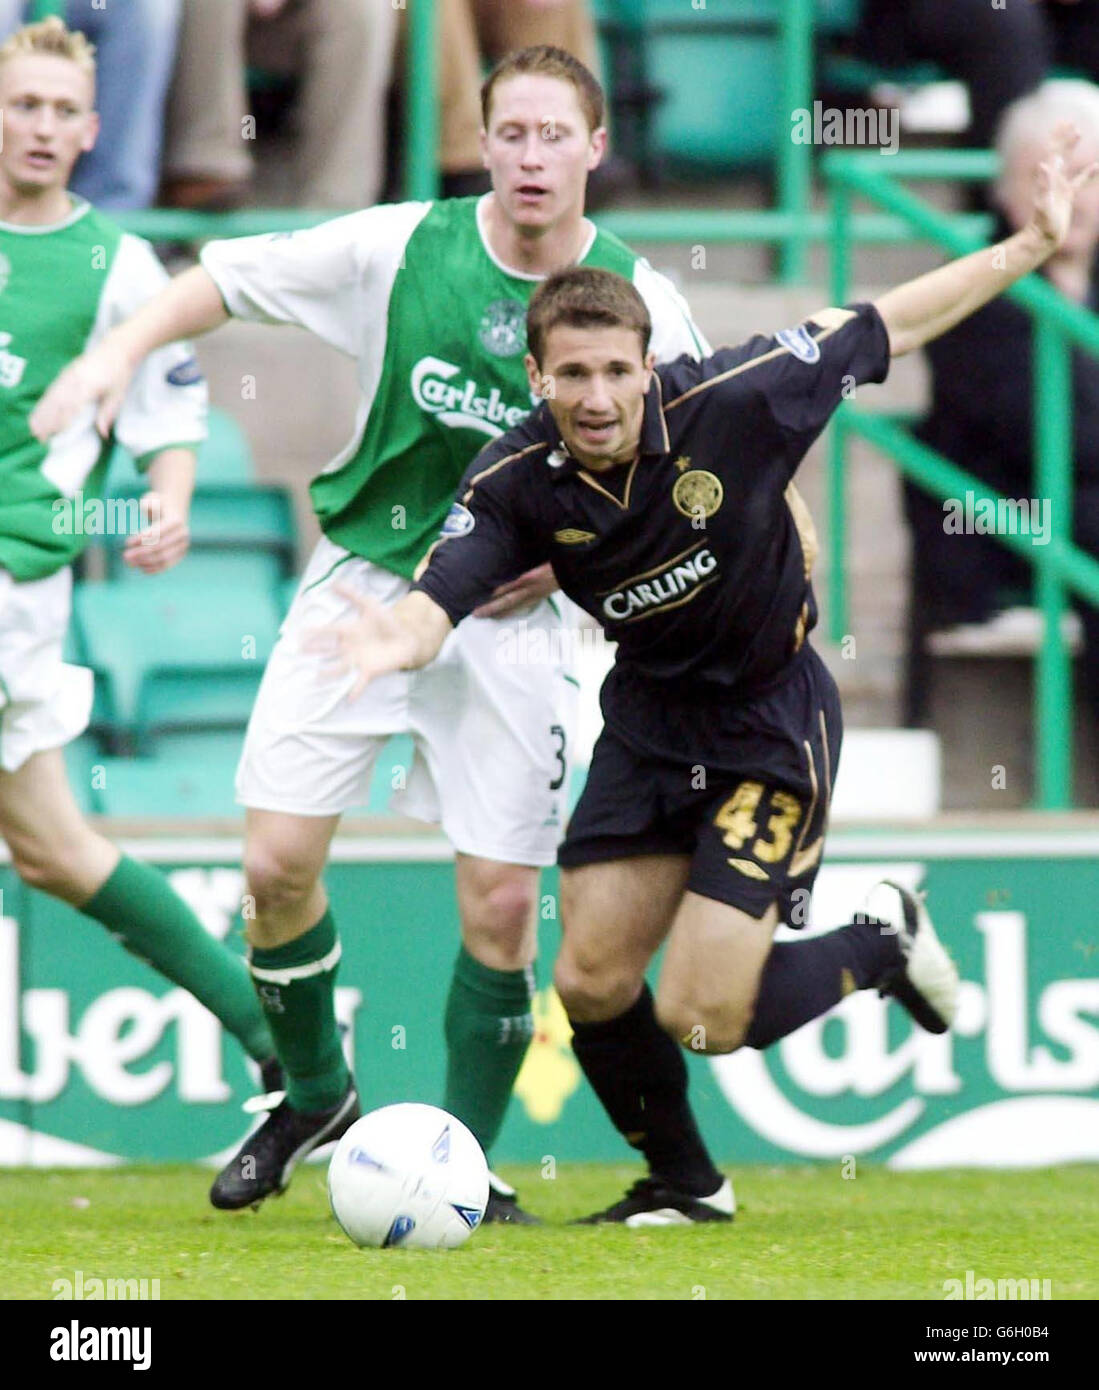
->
[0, 18, 278, 1089]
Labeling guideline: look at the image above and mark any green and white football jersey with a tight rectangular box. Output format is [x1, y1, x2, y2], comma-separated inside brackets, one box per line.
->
[201, 195, 708, 579]
[0, 198, 207, 582]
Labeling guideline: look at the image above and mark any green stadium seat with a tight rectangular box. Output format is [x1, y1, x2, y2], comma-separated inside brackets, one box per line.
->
[280, 574, 302, 616]
[99, 482, 297, 602]
[112, 549, 287, 595]
[92, 734, 242, 819]
[595, 2, 867, 173]
[650, 26, 779, 169]
[136, 668, 263, 743]
[816, 0, 861, 33]
[64, 616, 123, 747]
[63, 736, 103, 815]
[822, 54, 944, 95]
[71, 574, 281, 748]
[106, 406, 256, 491]
[186, 484, 295, 553]
[198, 409, 257, 481]
[91, 727, 413, 820]
[620, 1, 808, 172]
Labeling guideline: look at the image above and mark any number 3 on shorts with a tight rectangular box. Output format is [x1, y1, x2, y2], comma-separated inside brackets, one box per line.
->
[549, 724, 567, 791]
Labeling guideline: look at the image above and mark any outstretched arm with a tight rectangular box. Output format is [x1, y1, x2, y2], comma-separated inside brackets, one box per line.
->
[30, 266, 228, 441]
[306, 588, 453, 700]
[875, 125, 1098, 358]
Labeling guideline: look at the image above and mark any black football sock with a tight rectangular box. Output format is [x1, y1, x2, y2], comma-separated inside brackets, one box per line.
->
[744, 917, 904, 1049]
[569, 984, 723, 1196]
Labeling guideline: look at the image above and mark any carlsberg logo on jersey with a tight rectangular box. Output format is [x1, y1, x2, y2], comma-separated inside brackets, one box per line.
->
[602, 547, 718, 621]
[411, 355, 534, 437]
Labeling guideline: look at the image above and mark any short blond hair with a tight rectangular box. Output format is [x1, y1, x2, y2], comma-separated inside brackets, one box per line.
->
[482, 45, 604, 134]
[0, 16, 96, 82]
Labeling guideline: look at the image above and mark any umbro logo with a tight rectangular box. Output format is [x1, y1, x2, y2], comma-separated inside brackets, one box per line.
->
[554, 528, 597, 545]
[727, 858, 769, 881]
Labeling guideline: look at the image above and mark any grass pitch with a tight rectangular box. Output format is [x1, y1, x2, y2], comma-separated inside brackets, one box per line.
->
[2, 1164, 1096, 1301]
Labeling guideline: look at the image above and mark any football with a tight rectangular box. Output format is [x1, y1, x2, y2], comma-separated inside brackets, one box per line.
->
[327, 1103, 490, 1249]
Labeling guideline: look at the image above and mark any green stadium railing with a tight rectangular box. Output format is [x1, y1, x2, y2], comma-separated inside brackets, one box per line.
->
[406, 0, 440, 203]
[825, 149, 1099, 810]
[115, 203, 995, 250]
[777, 0, 814, 281]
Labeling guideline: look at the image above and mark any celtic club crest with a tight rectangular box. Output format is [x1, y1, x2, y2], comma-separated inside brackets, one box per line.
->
[672, 469, 724, 519]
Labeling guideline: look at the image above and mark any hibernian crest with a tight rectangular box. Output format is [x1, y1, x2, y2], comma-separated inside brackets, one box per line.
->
[478, 298, 526, 357]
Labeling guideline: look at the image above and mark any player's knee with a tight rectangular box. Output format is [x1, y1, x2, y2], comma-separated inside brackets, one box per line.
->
[11, 846, 63, 895]
[655, 994, 750, 1055]
[243, 841, 319, 914]
[8, 832, 82, 898]
[477, 872, 537, 936]
[459, 865, 537, 962]
[554, 951, 637, 1022]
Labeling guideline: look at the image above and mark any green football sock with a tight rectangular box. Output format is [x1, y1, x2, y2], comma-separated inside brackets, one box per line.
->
[248, 910, 351, 1113]
[443, 947, 535, 1155]
[81, 855, 274, 1062]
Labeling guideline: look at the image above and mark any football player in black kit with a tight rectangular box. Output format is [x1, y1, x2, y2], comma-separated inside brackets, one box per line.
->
[315, 130, 1094, 1224]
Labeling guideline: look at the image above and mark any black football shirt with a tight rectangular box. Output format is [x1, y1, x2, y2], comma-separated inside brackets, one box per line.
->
[416, 297, 889, 678]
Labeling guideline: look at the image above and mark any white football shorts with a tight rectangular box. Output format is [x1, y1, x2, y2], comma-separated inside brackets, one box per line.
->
[0, 565, 93, 774]
[235, 536, 579, 866]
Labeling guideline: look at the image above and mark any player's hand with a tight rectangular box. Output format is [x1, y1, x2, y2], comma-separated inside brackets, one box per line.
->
[123, 493, 191, 574]
[473, 563, 559, 618]
[30, 340, 135, 442]
[1028, 123, 1099, 252]
[249, 0, 291, 18]
[303, 584, 420, 700]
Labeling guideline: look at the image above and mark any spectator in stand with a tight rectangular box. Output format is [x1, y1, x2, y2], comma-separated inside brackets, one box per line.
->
[0, 0, 181, 209]
[431, 0, 605, 197]
[903, 82, 1099, 725]
[855, 0, 1099, 150]
[161, 0, 398, 211]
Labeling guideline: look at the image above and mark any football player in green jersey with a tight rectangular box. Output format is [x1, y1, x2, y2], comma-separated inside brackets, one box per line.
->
[32, 46, 707, 1219]
[0, 18, 279, 1097]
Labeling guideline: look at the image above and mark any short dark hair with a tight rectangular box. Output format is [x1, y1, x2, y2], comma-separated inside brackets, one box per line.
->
[481, 44, 604, 134]
[526, 267, 652, 366]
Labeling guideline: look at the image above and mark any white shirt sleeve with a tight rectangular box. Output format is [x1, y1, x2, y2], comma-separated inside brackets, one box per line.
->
[199, 201, 432, 358]
[104, 235, 208, 465]
[632, 257, 712, 364]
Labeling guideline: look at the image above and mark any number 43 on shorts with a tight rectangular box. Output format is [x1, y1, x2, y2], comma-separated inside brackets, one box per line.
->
[714, 780, 801, 863]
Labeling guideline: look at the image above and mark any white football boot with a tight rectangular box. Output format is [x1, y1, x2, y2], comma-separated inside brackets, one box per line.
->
[863, 879, 959, 1034]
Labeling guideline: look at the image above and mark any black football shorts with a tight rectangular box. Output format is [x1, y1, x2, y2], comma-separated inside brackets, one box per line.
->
[558, 646, 843, 926]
